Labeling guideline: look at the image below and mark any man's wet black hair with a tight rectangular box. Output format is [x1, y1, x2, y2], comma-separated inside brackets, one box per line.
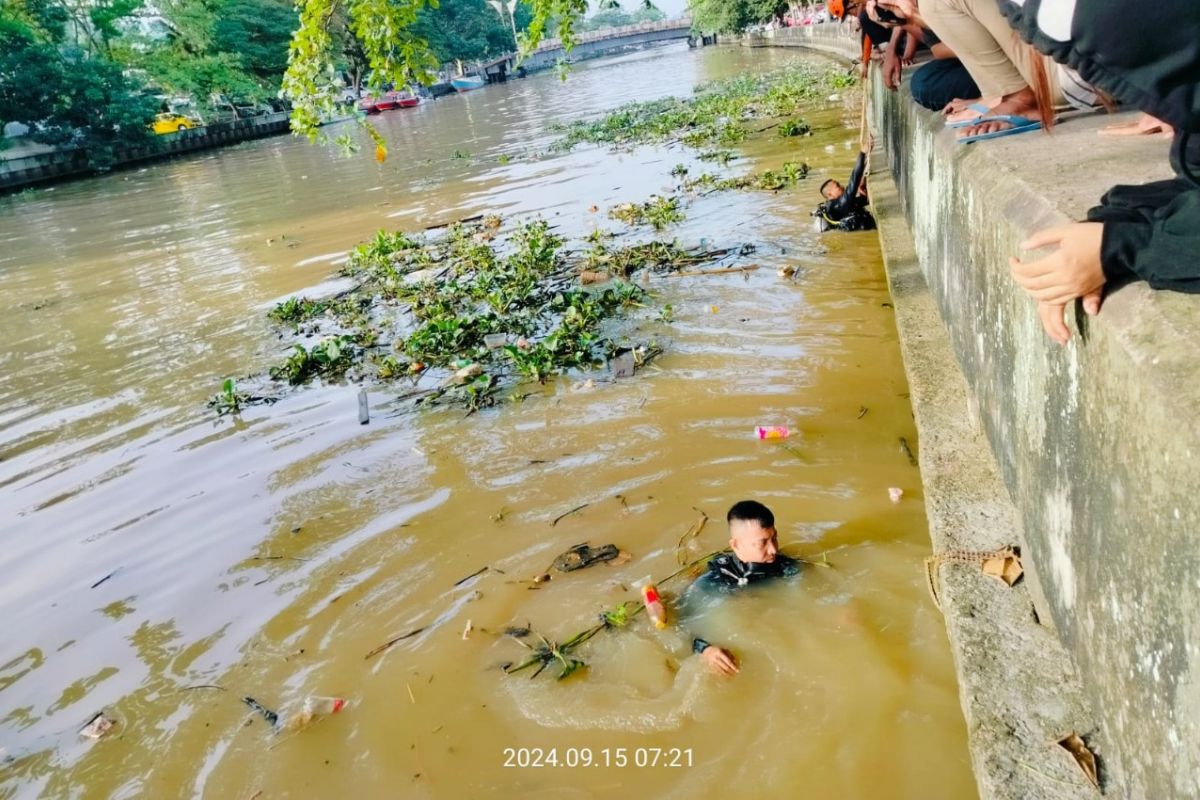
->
[819, 178, 838, 196]
[727, 500, 775, 529]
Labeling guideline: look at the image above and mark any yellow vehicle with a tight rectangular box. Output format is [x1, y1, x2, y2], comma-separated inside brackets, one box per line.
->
[151, 112, 199, 134]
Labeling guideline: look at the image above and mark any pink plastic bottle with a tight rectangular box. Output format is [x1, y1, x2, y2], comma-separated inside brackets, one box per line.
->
[641, 584, 668, 630]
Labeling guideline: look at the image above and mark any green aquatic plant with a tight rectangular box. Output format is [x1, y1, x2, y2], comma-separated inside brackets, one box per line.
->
[552, 62, 848, 152]
[209, 378, 251, 416]
[679, 161, 810, 194]
[269, 335, 357, 385]
[778, 118, 811, 137]
[698, 149, 736, 165]
[608, 195, 685, 231]
[269, 296, 329, 324]
[504, 552, 724, 681]
[252, 213, 748, 407]
[207, 378, 276, 417]
[344, 230, 422, 278]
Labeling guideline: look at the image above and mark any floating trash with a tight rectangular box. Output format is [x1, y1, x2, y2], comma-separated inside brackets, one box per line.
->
[80, 712, 115, 740]
[756, 425, 789, 440]
[610, 351, 636, 379]
[641, 584, 668, 630]
[888, 487, 904, 503]
[243, 695, 347, 734]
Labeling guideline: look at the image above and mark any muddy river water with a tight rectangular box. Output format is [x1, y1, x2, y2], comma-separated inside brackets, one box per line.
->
[0, 43, 976, 799]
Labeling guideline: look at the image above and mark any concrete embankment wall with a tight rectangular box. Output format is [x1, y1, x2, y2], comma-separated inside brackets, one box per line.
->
[1, 111, 291, 192]
[760, 24, 1200, 799]
[875, 74, 1200, 799]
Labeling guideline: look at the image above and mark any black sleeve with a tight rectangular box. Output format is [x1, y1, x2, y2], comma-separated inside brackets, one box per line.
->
[828, 151, 868, 219]
[1090, 188, 1200, 292]
[845, 150, 867, 200]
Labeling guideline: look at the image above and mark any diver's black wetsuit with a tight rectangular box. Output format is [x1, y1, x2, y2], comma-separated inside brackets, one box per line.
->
[687, 552, 800, 655]
[816, 151, 876, 232]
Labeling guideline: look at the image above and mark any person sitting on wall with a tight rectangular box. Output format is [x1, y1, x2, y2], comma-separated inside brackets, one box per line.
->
[864, 0, 982, 112]
[813, 142, 877, 232]
[680, 500, 801, 675]
[999, 0, 1200, 344]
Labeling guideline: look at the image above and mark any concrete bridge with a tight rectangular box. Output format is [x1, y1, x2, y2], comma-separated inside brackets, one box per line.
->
[478, 18, 699, 81]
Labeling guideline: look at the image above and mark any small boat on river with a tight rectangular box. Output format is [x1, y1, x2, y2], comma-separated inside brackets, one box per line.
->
[451, 75, 486, 93]
[359, 90, 421, 113]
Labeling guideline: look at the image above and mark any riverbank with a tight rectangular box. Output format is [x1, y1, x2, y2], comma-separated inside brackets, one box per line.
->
[0, 112, 293, 192]
[767, 22, 1200, 800]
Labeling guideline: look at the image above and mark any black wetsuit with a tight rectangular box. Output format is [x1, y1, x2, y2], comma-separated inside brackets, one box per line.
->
[687, 552, 800, 655]
[816, 151, 876, 232]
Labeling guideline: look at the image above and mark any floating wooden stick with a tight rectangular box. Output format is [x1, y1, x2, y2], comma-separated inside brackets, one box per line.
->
[365, 626, 428, 660]
[665, 265, 760, 278]
[551, 503, 590, 527]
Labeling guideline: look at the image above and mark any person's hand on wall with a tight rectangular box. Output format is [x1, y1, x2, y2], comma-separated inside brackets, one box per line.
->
[1009, 223, 1105, 344]
[1100, 113, 1173, 140]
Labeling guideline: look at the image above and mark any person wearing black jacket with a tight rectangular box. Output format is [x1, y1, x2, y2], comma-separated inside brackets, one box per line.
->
[815, 146, 877, 232]
[679, 501, 801, 676]
[1001, 0, 1200, 344]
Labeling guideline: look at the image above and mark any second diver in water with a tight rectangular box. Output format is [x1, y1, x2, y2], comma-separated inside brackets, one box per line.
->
[813, 141, 877, 232]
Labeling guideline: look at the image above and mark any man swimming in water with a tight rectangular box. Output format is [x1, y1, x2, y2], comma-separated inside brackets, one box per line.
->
[814, 142, 876, 232]
[687, 500, 799, 676]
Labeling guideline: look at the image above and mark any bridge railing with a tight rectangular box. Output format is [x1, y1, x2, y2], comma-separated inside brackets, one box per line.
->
[531, 17, 693, 53]
[469, 17, 693, 72]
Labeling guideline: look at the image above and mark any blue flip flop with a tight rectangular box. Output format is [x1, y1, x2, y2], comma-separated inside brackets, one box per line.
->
[956, 114, 1043, 144]
[945, 103, 992, 129]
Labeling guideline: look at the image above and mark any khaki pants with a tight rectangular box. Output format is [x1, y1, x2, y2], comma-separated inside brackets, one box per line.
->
[922, 0, 1063, 103]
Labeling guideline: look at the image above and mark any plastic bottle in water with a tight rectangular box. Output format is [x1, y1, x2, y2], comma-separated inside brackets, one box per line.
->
[641, 584, 668, 630]
[245, 695, 346, 733]
[279, 696, 346, 732]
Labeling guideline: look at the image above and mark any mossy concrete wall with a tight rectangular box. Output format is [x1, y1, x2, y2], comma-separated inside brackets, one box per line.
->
[873, 58, 1200, 800]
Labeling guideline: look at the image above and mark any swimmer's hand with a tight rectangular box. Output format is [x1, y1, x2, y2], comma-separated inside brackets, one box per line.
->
[700, 645, 739, 676]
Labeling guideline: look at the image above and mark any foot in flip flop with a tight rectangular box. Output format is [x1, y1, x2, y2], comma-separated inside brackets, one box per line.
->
[956, 88, 1046, 143]
[946, 103, 993, 129]
[957, 114, 1043, 143]
[943, 97, 999, 127]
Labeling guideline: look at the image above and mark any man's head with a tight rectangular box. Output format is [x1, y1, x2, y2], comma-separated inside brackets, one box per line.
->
[820, 178, 845, 200]
[726, 500, 779, 564]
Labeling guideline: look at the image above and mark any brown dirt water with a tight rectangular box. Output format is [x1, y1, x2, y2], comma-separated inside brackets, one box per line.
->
[0, 44, 976, 799]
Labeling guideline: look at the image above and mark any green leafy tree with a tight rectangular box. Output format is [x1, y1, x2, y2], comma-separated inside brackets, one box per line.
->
[0, 19, 158, 166]
[412, 0, 516, 63]
[124, 0, 296, 108]
[212, 0, 297, 80]
[579, 5, 663, 31]
[687, 0, 788, 33]
[280, 0, 630, 152]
